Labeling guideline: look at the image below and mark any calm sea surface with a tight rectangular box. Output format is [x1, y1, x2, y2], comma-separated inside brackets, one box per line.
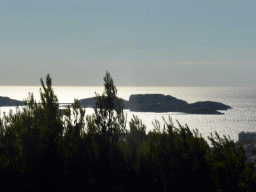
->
[1, 86, 256, 142]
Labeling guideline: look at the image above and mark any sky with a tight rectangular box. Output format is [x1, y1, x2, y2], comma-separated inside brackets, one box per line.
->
[0, 0, 255, 86]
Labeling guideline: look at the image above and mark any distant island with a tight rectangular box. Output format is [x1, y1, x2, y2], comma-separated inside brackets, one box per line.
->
[0, 96, 25, 107]
[78, 94, 231, 115]
[0, 94, 231, 115]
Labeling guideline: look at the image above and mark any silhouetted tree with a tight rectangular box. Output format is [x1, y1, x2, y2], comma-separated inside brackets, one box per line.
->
[207, 132, 248, 192]
[0, 72, 256, 192]
[239, 161, 256, 192]
[94, 71, 126, 143]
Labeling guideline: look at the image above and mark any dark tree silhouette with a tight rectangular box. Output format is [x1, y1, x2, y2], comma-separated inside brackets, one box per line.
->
[0, 73, 255, 192]
[94, 71, 126, 143]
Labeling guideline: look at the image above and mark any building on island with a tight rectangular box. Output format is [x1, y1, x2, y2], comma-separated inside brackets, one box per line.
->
[238, 131, 256, 144]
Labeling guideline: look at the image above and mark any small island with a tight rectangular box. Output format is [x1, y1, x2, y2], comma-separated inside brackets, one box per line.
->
[0, 94, 231, 115]
[78, 94, 231, 115]
[0, 96, 25, 107]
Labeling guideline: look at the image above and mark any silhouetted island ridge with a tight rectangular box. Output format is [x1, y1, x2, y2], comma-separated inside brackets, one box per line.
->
[0, 94, 231, 114]
[78, 94, 231, 115]
[0, 96, 25, 107]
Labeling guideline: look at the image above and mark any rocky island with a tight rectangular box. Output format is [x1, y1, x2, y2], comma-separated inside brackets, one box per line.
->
[0, 93, 231, 115]
[0, 96, 25, 107]
[78, 94, 231, 115]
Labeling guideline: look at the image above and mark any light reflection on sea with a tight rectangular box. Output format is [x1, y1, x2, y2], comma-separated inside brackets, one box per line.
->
[1, 86, 256, 142]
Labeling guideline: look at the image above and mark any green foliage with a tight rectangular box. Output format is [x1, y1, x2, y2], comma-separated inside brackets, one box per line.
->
[125, 115, 147, 167]
[207, 132, 248, 192]
[135, 118, 214, 192]
[239, 162, 256, 192]
[129, 115, 146, 141]
[0, 74, 66, 191]
[94, 71, 126, 143]
[0, 72, 255, 192]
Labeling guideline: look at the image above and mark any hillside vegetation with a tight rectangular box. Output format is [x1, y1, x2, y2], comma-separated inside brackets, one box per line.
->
[0, 72, 255, 192]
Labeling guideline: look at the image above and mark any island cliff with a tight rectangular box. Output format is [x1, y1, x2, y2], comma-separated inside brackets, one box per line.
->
[78, 94, 231, 115]
[0, 96, 25, 107]
[78, 97, 129, 108]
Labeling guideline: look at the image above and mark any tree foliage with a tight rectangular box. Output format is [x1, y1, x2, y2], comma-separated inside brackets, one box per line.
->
[94, 71, 126, 143]
[0, 72, 255, 192]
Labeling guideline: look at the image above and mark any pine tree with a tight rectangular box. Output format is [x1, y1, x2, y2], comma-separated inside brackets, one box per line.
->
[94, 71, 126, 143]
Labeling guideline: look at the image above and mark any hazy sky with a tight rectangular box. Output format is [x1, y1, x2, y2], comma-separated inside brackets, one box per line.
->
[0, 0, 255, 86]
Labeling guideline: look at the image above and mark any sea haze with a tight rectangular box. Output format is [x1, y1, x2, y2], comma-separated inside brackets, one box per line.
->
[0, 86, 256, 142]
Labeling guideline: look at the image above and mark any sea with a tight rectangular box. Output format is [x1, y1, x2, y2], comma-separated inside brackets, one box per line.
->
[1, 86, 256, 143]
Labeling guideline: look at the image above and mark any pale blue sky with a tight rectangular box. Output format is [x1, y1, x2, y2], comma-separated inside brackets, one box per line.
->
[0, 0, 255, 86]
